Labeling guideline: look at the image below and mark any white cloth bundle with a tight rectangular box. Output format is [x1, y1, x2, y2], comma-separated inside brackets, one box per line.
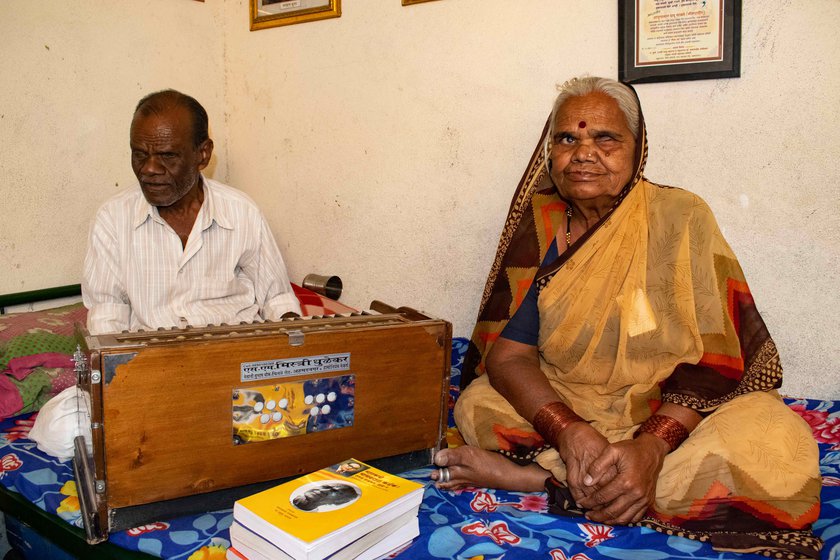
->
[28, 386, 93, 460]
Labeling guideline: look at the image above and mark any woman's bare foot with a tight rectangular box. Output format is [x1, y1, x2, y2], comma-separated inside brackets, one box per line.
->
[431, 446, 549, 492]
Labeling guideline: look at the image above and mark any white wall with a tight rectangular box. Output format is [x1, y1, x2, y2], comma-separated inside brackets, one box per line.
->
[221, 0, 840, 399]
[0, 0, 227, 292]
[1, 0, 838, 399]
[636, 3, 840, 402]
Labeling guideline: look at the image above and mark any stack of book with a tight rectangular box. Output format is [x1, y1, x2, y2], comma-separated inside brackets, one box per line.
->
[227, 459, 424, 560]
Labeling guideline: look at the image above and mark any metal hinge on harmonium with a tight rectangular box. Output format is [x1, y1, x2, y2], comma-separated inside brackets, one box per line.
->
[72, 344, 107, 543]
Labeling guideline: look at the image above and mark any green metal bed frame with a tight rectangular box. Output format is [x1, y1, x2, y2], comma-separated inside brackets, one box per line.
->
[0, 284, 82, 313]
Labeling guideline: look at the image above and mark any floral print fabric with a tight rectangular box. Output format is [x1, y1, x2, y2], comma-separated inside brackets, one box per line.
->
[0, 338, 837, 559]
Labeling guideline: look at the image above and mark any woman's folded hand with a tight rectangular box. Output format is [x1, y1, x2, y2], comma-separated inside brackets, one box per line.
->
[576, 434, 669, 525]
[556, 422, 612, 504]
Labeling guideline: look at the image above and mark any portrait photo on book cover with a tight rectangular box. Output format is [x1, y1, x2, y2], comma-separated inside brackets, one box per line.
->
[331, 460, 367, 476]
[290, 480, 362, 512]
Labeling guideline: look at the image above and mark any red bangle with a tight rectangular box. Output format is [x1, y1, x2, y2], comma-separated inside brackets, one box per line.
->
[532, 401, 584, 446]
[634, 414, 689, 451]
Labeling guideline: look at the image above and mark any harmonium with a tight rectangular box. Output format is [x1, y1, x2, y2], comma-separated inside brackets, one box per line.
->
[72, 302, 451, 543]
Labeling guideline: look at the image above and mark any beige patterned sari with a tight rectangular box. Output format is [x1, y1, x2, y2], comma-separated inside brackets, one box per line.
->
[457, 99, 822, 558]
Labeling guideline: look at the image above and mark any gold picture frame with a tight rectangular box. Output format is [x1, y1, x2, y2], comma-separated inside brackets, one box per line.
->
[250, 0, 340, 31]
[402, 0, 440, 5]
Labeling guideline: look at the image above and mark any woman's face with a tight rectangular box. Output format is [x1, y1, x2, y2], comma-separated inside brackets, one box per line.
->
[549, 92, 636, 206]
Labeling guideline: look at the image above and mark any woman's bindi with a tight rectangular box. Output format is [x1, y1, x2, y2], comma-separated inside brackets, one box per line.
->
[578, 121, 586, 128]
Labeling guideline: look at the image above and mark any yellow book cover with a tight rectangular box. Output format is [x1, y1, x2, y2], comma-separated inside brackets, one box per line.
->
[233, 459, 424, 560]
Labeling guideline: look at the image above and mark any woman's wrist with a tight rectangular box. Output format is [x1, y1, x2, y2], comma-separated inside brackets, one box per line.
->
[634, 414, 690, 452]
[633, 431, 671, 458]
[533, 401, 585, 446]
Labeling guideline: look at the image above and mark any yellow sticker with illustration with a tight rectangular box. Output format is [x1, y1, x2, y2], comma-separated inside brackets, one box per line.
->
[232, 374, 355, 445]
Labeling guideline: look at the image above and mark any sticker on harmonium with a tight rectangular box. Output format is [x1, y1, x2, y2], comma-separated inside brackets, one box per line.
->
[232, 374, 355, 445]
[240, 352, 350, 382]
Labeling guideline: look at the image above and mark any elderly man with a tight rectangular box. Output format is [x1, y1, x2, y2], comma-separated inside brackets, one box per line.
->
[82, 89, 300, 334]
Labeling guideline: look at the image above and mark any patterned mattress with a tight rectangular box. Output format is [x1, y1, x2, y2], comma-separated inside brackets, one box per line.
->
[0, 337, 838, 560]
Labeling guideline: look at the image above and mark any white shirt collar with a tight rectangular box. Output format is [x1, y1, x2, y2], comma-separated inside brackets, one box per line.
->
[130, 175, 233, 231]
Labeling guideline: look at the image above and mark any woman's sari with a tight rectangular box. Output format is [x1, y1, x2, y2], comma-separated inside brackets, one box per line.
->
[458, 96, 822, 558]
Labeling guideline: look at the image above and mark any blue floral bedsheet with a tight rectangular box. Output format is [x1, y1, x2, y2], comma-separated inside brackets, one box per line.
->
[1, 338, 838, 560]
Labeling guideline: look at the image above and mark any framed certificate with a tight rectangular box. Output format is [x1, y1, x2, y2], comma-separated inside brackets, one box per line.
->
[250, 0, 340, 31]
[619, 0, 741, 84]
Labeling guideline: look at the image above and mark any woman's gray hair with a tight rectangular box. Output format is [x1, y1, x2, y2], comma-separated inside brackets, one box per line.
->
[549, 76, 640, 140]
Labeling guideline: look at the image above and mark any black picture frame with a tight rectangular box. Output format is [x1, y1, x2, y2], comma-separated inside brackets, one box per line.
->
[618, 0, 741, 84]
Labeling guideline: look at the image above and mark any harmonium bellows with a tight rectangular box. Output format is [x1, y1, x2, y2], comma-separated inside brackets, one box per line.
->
[73, 304, 452, 544]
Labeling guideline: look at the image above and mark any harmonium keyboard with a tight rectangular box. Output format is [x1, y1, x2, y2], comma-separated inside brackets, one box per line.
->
[72, 302, 451, 543]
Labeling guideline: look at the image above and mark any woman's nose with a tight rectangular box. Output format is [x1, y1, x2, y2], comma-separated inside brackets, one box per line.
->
[572, 140, 595, 162]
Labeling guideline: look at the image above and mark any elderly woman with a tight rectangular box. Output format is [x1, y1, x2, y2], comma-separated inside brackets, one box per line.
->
[434, 77, 822, 559]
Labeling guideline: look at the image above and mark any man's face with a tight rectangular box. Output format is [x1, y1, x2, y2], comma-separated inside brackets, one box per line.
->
[306, 483, 357, 504]
[130, 105, 212, 207]
[292, 482, 359, 511]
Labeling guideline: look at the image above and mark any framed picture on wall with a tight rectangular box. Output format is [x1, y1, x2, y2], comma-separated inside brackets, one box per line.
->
[618, 0, 741, 84]
[250, 0, 340, 31]
[402, 0, 440, 5]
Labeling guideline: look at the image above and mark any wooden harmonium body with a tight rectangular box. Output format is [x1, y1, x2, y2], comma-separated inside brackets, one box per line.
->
[73, 305, 451, 543]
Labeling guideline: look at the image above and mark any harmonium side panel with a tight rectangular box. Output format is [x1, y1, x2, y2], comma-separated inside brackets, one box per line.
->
[100, 321, 450, 509]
